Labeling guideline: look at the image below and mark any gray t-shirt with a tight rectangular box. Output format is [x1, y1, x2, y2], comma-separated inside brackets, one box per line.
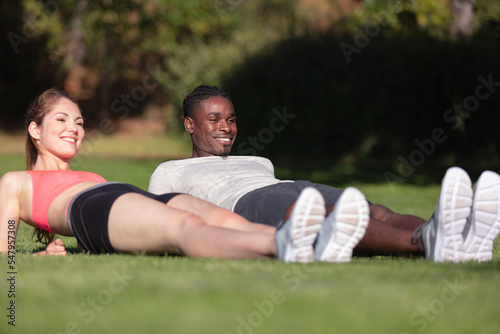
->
[148, 156, 291, 211]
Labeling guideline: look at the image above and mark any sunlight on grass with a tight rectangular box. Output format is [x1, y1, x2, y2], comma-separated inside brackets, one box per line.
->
[78, 132, 192, 159]
[0, 131, 192, 159]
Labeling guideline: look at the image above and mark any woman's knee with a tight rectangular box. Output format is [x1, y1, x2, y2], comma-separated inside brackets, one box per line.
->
[212, 210, 248, 228]
[168, 212, 207, 247]
[180, 212, 206, 229]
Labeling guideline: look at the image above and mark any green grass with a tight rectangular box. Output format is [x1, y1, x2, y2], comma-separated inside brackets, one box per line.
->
[0, 131, 192, 160]
[1, 153, 500, 334]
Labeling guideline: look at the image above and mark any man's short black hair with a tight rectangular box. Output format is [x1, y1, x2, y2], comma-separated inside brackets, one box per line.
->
[182, 85, 232, 118]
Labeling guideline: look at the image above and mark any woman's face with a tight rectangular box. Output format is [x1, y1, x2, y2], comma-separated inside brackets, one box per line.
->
[32, 98, 85, 160]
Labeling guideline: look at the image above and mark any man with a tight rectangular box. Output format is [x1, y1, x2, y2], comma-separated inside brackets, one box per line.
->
[149, 85, 500, 262]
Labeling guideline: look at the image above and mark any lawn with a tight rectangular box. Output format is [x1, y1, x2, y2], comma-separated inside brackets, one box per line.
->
[1, 139, 499, 334]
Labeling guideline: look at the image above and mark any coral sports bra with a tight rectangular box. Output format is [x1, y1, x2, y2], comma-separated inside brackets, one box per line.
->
[27, 170, 107, 232]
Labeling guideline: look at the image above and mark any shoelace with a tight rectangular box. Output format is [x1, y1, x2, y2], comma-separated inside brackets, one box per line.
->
[411, 224, 425, 245]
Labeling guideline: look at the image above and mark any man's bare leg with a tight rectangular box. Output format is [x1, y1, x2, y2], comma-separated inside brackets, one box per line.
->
[286, 202, 425, 258]
[353, 218, 424, 257]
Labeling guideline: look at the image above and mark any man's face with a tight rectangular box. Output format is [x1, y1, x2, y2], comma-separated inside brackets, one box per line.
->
[185, 96, 237, 157]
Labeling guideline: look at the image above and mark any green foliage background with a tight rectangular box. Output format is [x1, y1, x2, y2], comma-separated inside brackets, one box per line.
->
[1, 0, 500, 168]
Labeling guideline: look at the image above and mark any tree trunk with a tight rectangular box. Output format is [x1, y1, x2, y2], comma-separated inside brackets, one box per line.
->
[450, 0, 476, 36]
[64, 0, 88, 96]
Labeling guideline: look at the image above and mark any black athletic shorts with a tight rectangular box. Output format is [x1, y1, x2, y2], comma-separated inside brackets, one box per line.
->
[67, 182, 180, 254]
[233, 181, 344, 227]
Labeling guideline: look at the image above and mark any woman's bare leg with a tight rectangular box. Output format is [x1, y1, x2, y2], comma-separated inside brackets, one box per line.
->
[166, 194, 275, 234]
[107, 193, 276, 259]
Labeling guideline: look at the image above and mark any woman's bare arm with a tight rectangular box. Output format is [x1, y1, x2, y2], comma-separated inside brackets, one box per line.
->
[0, 172, 23, 254]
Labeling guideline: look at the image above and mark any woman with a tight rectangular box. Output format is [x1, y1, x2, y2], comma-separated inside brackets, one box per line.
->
[0, 88, 344, 262]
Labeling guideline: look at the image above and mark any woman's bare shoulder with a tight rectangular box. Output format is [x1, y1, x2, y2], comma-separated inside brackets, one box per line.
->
[0, 171, 30, 191]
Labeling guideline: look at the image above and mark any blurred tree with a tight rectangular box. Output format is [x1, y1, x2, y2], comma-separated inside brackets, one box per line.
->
[450, 0, 476, 36]
[1, 0, 499, 166]
[0, 0, 61, 130]
[1, 0, 238, 129]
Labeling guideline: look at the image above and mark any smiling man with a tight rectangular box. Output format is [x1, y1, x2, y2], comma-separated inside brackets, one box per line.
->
[149, 85, 500, 262]
[184, 93, 236, 157]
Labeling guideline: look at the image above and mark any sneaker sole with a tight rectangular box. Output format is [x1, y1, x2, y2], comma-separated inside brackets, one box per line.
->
[435, 167, 473, 262]
[464, 171, 500, 262]
[316, 187, 369, 262]
[285, 187, 326, 262]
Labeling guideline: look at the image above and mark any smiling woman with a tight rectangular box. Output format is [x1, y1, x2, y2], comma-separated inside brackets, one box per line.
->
[28, 97, 85, 169]
[24, 90, 81, 171]
[0, 87, 348, 263]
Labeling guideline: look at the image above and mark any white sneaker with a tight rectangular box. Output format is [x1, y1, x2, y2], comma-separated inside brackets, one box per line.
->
[463, 170, 500, 262]
[416, 167, 473, 262]
[275, 187, 326, 262]
[314, 187, 369, 262]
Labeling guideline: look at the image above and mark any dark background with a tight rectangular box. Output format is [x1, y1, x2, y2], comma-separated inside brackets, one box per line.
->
[1, 0, 499, 176]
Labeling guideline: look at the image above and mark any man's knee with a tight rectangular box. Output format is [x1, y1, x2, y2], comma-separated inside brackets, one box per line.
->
[369, 204, 395, 221]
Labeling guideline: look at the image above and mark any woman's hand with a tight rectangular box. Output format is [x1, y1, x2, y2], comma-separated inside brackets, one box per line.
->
[35, 238, 67, 256]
